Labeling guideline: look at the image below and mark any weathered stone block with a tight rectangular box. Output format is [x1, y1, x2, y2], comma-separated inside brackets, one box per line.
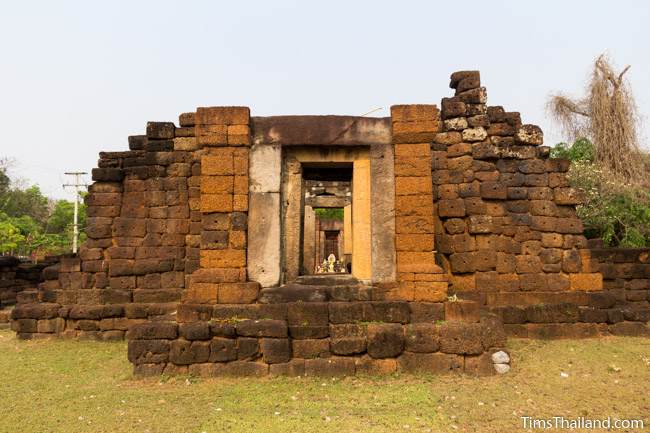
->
[464, 353, 496, 376]
[404, 323, 439, 353]
[218, 282, 259, 304]
[169, 340, 210, 365]
[395, 157, 431, 177]
[397, 251, 440, 273]
[394, 143, 431, 157]
[196, 106, 250, 125]
[236, 319, 287, 338]
[200, 249, 246, 268]
[438, 322, 483, 355]
[480, 182, 507, 199]
[127, 322, 178, 340]
[304, 357, 355, 376]
[397, 352, 463, 373]
[201, 176, 233, 194]
[292, 339, 330, 358]
[443, 117, 468, 131]
[233, 337, 258, 360]
[260, 338, 292, 364]
[438, 199, 466, 217]
[515, 124, 543, 145]
[395, 234, 434, 251]
[391, 104, 439, 122]
[516, 255, 543, 274]
[441, 98, 467, 119]
[367, 323, 404, 359]
[287, 302, 328, 327]
[146, 122, 175, 139]
[92, 168, 124, 182]
[200, 193, 233, 213]
[330, 337, 367, 355]
[525, 303, 579, 323]
[570, 273, 603, 291]
[128, 339, 170, 364]
[445, 300, 480, 323]
[450, 71, 480, 88]
[456, 87, 487, 104]
[468, 215, 493, 234]
[354, 356, 397, 375]
[179, 322, 211, 340]
[395, 176, 432, 196]
[409, 302, 445, 323]
[269, 359, 306, 376]
[202, 154, 234, 176]
[462, 127, 487, 142]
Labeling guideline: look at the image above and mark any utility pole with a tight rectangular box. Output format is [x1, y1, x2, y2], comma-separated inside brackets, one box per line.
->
[63, 172, 88, 254]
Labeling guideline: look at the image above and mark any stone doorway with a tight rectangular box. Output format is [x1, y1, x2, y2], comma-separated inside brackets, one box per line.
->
[282, 148, 371, 284]
[247, 115, 396, 289]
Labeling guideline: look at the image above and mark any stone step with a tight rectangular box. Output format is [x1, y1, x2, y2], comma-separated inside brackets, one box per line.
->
[294, 274, 360, 286]
[258, 285, 327, 303]
[257, 282, 382, 303]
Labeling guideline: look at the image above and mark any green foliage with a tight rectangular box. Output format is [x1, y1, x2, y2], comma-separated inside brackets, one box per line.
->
[314, 207, 344, 221]
[553, 139, 650, 247]
[550, 137, 595, 162]
[0, 164, 84, 257]
[576, 182, 650, 247]
[0, 185, 50, 223]
[0, 219, 25, 253]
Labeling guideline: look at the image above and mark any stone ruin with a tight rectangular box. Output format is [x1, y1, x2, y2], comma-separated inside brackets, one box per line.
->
[9, 70, 650, 377]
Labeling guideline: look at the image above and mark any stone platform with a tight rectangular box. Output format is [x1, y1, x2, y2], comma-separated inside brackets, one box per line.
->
[127, 298, 509, 377]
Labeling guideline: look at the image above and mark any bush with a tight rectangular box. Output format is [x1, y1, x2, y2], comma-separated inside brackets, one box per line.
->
[314, 208, 344, 220]
[554, 139, 650, 247]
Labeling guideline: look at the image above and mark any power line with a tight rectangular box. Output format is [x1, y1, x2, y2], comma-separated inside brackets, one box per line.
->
[63, 172, 88, 254]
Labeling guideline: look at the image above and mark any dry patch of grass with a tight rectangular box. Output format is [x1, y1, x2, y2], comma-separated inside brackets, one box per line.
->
[1, 330, 649, 432]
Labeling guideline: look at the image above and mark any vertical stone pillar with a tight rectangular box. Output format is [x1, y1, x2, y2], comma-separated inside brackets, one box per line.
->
[318, 229, 325, 266]
[282, 157, 303, 282]
[184, 106, 259, 304]
[302, 205, 316, 275]
[391, 105, 448, 301]
[247, 144, 282, 287]
[370, 142, 396, 283]
[343, 204, 352, 258]
[352, 158, 372, 281]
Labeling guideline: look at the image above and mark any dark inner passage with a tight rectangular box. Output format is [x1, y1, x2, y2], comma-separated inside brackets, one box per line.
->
[302, 164, 353, 181]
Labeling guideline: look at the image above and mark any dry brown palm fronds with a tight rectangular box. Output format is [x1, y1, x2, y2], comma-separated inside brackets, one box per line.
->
[548, 54, 644, 183]
[547, 93, 590, 139]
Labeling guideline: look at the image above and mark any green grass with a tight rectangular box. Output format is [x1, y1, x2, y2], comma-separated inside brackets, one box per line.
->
[1, 330, 649, 432]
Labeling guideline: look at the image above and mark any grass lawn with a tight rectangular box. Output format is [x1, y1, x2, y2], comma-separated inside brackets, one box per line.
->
[1, 329, 649, 433]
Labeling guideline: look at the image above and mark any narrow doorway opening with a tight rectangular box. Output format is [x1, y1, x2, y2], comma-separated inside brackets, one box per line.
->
[301, 164, 352, 275]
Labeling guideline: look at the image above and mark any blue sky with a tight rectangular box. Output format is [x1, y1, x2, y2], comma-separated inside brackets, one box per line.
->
[1, 0, 648, 199]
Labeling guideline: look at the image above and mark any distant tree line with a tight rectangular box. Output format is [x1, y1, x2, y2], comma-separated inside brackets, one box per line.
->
[0, 159, 85, 260]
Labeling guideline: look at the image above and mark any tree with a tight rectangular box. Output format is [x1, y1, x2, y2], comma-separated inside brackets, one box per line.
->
[0, 159, 10, 195]
[47, 199, 86, 234]
[0, 163, 84, 257]
[547, 54, 643, 182]
[0, 185, 50, 225]
[0, 218, 25, 254]
[314, 208, 344, 220]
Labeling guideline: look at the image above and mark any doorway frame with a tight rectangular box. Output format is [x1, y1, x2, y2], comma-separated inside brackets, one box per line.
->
[281, 147, 372, 283]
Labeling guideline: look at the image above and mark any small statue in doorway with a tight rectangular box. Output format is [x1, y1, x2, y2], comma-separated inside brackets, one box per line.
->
[327, 254, 336, 272]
